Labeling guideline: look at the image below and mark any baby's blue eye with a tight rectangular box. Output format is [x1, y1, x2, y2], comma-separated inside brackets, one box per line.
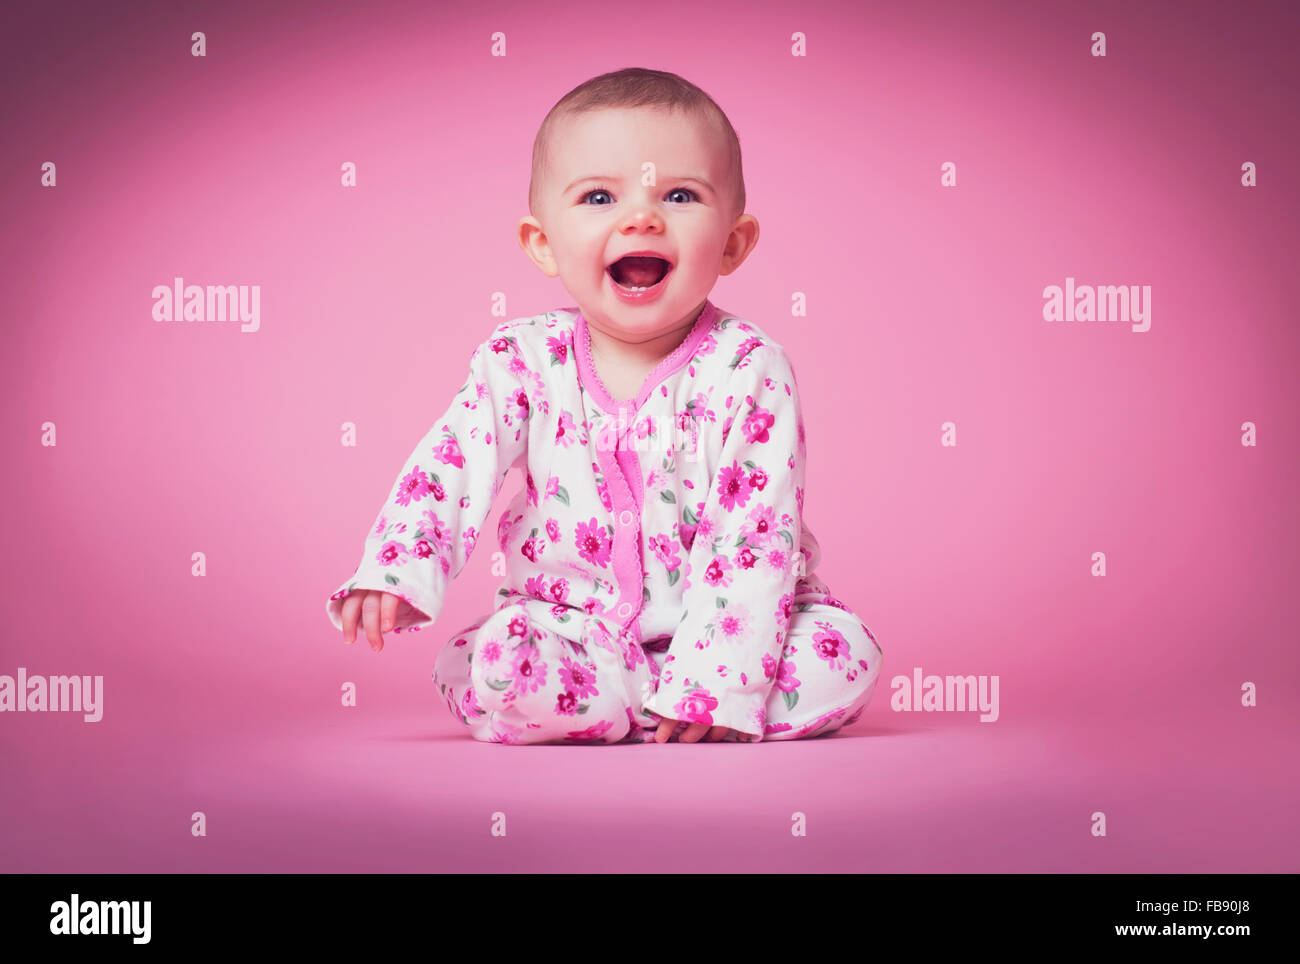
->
[581, 190, 613, 205]
[666, 188, 698, 203]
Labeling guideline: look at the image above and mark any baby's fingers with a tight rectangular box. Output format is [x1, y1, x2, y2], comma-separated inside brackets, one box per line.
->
[705, 726, 730, 742]
[654, 718, 677, 743]
[679, 722, 711, 743]
[361, 592, 384, 652]
[341, 592, 362, 644]
[380, 592, 399, 636]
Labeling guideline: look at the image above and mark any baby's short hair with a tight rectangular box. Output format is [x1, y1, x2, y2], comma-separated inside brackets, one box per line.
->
[528, 67, 746, 222]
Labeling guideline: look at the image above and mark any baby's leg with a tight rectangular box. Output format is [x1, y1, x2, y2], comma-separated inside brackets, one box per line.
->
[760, 574, 883, 741]
[432, 603, 642, 745]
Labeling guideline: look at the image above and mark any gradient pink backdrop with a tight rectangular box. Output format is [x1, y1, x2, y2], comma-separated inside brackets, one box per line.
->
[3, 0, 1297, 872]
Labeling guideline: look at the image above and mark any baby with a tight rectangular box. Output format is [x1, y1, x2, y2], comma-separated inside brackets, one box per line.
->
[326, 67, 883, 745]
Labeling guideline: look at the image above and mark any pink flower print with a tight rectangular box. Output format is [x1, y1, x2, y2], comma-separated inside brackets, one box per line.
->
[711, 600, 752, 643]
[634, 416, 654, 441]
[549, 603, 568, 621]
[704, 554, 734, 588]
[742, 405, 775, 444]
[716, 460, 753, 512]
[620, 629, 646, 670]
[559, 655, 599, 699]
[741, 504, 777, 546]
[649, 534, 682, 571]
[460, 687, 484, 720]
[545, 519, 561, 543]
[749, 467, 769, 491]
[734, 546, 757, 570]
[588, 619, 615, 652]
[812, 620, 851, 671]
[694, 507, 716, 540]
[521, 535, 542, 563]
[644, 469, 667, 499]
[736, 337, 762, 361]
[525, 471, 539, 507]
[418, 510, 455, 557]
[574, 517, 613, 568]
[762, 652, 777, 681]
[497, 511, 521, 551]
[376, 540, 411, 567]
[395, 467, 433, 507]
[548, 578, 570, 603]
[462, 526, 478, 558]
[774, 658, 801, 693]
[822, 593, 850, 612]
[509, 642, 547, 695]
[508, 388, 530, 421]
[432, 437, 465, 469]
[556, 411, 579, 448]
[555, 691, 578, 716]
[673, 682, 718, 724]
[546, 334, 569, 364]
[524, 574, 548, 597]
[490, 718, 525, 745]
[565, 719, 613, 743]
[370, 515, 388, 538]
[546, 475, 560, 499]
[489, 337, 511, 355]
[507, 615, 529, 639]
[480, 639, 502, 664]
[777, 593, 795, 628]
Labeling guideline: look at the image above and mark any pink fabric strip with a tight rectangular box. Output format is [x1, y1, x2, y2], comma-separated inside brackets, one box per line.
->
[573, 300, 719, 634]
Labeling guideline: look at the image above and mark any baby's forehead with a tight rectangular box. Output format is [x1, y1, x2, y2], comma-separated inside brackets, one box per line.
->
[558, 104, 721, 143]
[553, 111, 726, 172]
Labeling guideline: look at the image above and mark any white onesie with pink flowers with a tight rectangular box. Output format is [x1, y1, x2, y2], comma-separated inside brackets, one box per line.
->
[326, 299, 882, 744]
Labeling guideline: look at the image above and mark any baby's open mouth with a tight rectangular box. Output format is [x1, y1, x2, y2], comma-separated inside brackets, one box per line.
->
[607, 256, 672, 289]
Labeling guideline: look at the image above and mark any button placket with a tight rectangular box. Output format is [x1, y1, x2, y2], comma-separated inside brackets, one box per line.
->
[612, 411, 641, 627]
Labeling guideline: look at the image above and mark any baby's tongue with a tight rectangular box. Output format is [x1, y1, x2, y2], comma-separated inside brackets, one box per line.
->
[615, 257, 665, 286]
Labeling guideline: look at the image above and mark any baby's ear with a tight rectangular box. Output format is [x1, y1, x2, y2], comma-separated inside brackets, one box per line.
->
[517, 217, 559, 277]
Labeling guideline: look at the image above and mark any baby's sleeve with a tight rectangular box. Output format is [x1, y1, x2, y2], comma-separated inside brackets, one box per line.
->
[644, 342, 809, 740]
[325, 323, 533, 635]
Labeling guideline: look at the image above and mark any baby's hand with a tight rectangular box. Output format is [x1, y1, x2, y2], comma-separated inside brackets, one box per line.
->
[340, 590, 401, 652]
[653, 717, 733, 743]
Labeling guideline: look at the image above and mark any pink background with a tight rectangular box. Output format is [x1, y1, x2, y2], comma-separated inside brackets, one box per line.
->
[3, 0, 1297, 872]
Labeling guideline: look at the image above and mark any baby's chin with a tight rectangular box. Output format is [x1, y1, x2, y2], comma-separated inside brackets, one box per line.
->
[596, 302, 711, 339]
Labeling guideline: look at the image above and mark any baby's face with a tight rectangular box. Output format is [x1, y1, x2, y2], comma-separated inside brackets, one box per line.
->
[520, 106, 756, 343]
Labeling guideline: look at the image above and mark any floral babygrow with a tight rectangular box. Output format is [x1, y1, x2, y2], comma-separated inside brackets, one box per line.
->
[326, 299, 883, 744]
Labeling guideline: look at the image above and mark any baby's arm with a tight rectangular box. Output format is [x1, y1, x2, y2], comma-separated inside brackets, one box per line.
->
[646, 342, 808, 741]
[326, 323, 534, 648]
